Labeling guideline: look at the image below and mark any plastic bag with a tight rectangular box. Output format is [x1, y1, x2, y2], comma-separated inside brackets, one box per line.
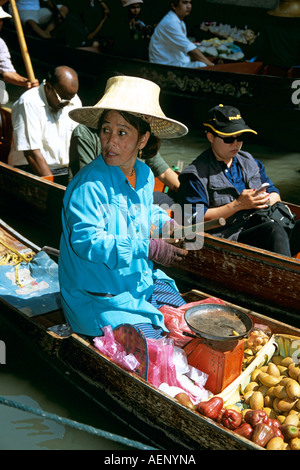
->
[93, 325, 140, 372]
[159, 298, 226, 347]
[146, 336, 209, 404]
[146, 337, 178, 388]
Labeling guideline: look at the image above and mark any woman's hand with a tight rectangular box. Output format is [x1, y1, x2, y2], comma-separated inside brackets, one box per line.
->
[204, 189, 274, 223]
[148, 239, 187, 266]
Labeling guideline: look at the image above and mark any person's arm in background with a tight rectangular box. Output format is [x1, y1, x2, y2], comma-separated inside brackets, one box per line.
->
[188, 47, 214, 66]
[145, 151, 180, 191]
[2, 71, 39, 88]
[24, 148, 52, 176]
[157, 167, 179, 191]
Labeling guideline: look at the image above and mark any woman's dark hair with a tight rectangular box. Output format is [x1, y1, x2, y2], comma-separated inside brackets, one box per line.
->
[98, 109, 161, 159]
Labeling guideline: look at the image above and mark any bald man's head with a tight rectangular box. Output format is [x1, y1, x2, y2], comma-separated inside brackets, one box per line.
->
[45, 65, 79, 111]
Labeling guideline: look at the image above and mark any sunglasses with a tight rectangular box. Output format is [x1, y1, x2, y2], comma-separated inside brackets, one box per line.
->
[215, 134, 245, 144]
[52, 85, 70, 105]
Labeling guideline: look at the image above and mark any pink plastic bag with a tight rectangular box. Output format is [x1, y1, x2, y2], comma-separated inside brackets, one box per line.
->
[159, 298, 226, 347]
[146, 337, 181, 389]
[146, 336, 209, 404]
[93, 325, 140, 372]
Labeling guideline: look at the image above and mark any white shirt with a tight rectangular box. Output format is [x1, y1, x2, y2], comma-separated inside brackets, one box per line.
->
[149, 11, 205, 68]
[8, 83, 82, 168]
[0, 38, 16, 74]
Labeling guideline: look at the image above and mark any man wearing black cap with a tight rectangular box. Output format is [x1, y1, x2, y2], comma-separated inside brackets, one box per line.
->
[176, 104, 300, 257]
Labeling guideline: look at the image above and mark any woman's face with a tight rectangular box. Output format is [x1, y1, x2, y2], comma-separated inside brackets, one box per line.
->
[99, 110, 150, 174]
[129, 4, 141, 17]
[206, 131, 243, 166]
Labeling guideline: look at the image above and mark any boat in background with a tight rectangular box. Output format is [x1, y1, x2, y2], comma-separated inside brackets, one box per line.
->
[2, 25, 300, 150]
[0, 162, 65, 249]
[0, 161, 299, 325]
[0, 218, 299, 450]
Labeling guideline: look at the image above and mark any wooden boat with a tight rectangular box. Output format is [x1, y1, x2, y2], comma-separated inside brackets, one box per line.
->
[3, 24, 300, 150]
[0, 161, 299, 325]
[167, 207, 300, 328]
[0, 217, 299, 450]
[0, 161, 65, 249]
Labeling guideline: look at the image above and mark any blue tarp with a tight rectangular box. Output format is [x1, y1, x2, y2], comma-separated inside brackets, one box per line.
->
[0, 251, 61, 317]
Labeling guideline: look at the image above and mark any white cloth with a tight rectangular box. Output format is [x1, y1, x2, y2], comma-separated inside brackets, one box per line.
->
[149, 11, 206, 68]
[8, 83, 81, 168]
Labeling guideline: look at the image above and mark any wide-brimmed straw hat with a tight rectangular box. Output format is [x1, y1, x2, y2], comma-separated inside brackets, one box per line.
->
[203, 104, 257, 136]
[121, 0, 143, 7]
[0, 7, 11, 19]
[69, 75, 188, 139]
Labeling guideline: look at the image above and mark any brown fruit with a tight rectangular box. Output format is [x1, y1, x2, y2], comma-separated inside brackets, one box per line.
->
[273, 384, 289, 399]
[267, 363, 280, 377]
[281, 357, 294, 367]
[250, 391, 264, 410]
[290, 437, 300, 450]
[284, 414, 299, 426]
[266, 437, 285, 450]
[245, 381, 260, 393]
[258, 372, 280, 387]
[286, 380, 300, 400]
[277, 397, 297, 412]
[288, 365, 300, 380]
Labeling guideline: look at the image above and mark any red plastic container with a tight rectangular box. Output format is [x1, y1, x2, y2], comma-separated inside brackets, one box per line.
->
[184, 337, 244, 395]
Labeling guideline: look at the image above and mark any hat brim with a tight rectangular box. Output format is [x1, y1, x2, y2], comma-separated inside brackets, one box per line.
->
[69, 107, 188, 139]
[0, 12, 11, 19]
[123, 0, 143, 6]
[203, 122, 257, 136]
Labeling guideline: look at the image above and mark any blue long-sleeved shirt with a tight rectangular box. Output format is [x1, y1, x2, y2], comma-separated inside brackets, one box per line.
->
[59, 155, 174, 336]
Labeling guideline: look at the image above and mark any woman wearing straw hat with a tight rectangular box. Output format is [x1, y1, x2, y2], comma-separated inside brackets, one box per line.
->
[59, 75, 188, 338]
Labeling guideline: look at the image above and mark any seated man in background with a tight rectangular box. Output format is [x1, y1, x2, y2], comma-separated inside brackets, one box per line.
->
[149, 0, 213, 68]
[8, 65, 81, 178]
[13, 0, 68, 39]
[176, 104, 300, 257]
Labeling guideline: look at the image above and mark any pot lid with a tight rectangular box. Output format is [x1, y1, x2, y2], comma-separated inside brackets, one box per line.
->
[184, 304, 253, 341]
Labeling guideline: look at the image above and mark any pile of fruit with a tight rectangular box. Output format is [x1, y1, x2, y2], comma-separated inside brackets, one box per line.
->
[196, 353, 300, 449]
[242, 327, 271, 370]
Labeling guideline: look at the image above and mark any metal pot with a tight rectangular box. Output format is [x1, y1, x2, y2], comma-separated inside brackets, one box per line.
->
[184, 304, 253, 342]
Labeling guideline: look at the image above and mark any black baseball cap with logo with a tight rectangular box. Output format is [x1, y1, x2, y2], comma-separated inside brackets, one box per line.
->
[203, 104, 257, 136]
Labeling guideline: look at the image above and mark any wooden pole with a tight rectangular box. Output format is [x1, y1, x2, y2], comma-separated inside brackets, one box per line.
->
[173, 217, 226, 239]
[9, 0, 35, 82]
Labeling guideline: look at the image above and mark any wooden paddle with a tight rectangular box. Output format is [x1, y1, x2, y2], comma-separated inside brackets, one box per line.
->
[9, 0, 36, 83]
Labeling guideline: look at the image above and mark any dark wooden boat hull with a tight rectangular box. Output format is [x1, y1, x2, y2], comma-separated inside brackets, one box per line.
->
[0, 162, 65, 248]
[0, 161, 299, 324]
[0, 219, 299, 450]
[3, 26, 300, 150]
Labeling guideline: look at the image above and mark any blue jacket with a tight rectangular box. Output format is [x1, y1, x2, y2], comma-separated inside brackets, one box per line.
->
[59, 155, 174, 336]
